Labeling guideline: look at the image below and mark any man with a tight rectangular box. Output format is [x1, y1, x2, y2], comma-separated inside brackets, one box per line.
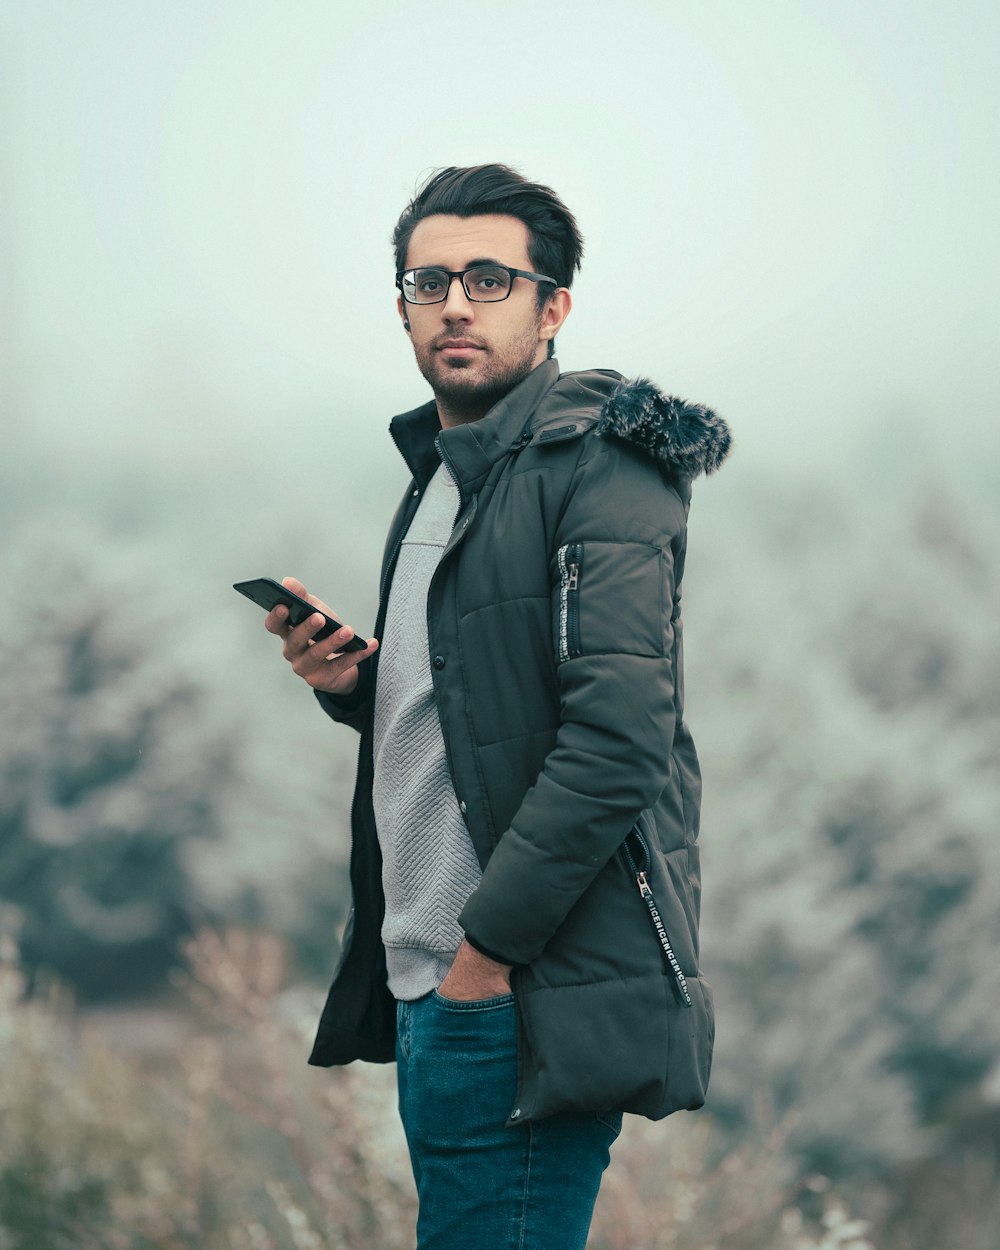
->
[265, 164, 731, 1250]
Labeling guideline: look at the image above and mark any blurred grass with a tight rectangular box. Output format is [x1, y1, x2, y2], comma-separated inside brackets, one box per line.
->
[9, 924, 989, 1250]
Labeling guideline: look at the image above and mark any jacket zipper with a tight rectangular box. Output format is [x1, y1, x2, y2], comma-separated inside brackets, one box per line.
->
[556, 543, 583, 662]
[435, 433, 465, 507]
[621, 828, 693, 1008]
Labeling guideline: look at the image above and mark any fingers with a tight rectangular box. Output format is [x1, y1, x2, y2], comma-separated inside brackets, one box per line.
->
[280, 574, 308, 596]
[264, 602, 291, 636]
[295, 625, 379, 695]
[283, 612, 340, 661]
[284, 610, 378, 694]
[261, 575, 377, 694]
[281, 575, 334, 617]
[263, 576, 334, 638]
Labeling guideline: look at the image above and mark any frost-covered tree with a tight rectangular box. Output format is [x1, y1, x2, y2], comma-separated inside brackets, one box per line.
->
[688, 471, 1000, 1173]
[0, 530, 236, 999]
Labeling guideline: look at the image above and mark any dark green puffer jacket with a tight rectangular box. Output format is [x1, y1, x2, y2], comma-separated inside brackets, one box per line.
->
[308, 359, 732, 1125]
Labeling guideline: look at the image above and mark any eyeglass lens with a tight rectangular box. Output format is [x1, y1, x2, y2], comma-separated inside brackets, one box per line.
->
[403, 265, 512, 303]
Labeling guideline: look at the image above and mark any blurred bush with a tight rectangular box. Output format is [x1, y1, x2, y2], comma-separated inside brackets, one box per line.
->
[0, 928, 889, 1250]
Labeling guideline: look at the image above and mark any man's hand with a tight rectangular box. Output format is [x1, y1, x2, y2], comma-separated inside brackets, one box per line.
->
[264, 576, 378, 696]
[437, 938, 513, 1001]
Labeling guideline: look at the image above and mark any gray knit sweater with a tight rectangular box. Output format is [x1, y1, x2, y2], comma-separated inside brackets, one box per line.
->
[372, 460, 483, 1000]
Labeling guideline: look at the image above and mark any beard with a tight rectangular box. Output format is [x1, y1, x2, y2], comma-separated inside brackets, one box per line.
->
[413, 314, 543, 421]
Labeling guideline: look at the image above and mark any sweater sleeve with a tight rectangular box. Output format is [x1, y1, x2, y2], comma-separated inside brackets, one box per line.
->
[458, 439, 687, 965]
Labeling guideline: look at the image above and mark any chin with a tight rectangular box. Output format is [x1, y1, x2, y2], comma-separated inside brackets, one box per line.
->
[426, 358, 488, 392]
[416, 345, 538, 404]
[435, 375, 496, 401]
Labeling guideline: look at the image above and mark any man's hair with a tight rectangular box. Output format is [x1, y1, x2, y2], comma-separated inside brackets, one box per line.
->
[392, 163, 584, 296]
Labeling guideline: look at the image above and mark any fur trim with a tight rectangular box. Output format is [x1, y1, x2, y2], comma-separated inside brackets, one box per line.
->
[595, 377, 732, 477]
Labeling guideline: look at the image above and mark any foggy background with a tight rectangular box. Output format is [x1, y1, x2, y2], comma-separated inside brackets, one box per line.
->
[1, 2, 998, 1247]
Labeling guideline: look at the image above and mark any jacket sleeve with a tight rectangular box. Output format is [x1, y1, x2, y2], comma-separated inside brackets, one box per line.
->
[458, 437, 687, 965]
[314, 661, 372, 734]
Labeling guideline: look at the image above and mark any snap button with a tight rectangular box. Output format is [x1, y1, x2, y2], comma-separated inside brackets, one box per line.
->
[433, 655, 446, 670]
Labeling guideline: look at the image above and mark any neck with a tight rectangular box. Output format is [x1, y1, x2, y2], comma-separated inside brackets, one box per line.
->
[433, 353, 549, 429]
[435, 395, 497, 429]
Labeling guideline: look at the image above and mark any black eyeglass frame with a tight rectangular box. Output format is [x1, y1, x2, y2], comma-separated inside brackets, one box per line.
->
[395, 264, 559, 304]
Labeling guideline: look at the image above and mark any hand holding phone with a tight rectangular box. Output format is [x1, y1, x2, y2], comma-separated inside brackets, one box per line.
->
[235, 575, 377, 696]
[234, 577, 368, 650]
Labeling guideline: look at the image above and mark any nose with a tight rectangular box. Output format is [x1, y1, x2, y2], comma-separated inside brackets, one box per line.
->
[439, 274, 474, 323]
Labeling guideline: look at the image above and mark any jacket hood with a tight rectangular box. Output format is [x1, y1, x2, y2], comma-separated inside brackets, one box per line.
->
[594, 377, 732, 479]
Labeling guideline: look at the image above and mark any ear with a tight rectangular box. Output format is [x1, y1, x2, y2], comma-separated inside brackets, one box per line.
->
[397, 294, 411, 333]
[539, 287, 572, 345]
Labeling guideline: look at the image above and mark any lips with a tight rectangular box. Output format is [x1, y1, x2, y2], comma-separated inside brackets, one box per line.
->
[437, 339, 484, 352]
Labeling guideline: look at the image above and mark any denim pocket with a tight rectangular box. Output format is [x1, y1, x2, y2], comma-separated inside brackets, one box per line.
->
[595, 1109, 624, 1137]
[431, 989, 516, 1011]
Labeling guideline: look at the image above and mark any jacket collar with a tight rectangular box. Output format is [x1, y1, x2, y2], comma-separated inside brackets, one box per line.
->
[388, 361, 732, 494]
[389, 359, 562, 494]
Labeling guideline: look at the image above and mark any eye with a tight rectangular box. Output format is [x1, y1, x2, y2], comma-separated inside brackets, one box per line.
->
[467, 266, 511, 297]
[416, 270, 446, 295]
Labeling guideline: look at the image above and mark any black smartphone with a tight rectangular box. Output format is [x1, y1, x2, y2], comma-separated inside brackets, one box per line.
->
[233, 577, 369, 652]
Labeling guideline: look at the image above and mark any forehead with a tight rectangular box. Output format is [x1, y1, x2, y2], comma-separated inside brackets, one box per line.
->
[405, 214, 532, 269]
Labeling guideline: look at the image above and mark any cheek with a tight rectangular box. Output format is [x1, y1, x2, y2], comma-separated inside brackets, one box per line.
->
[494, 306, 541, 352]
[408, 320, 435, 350]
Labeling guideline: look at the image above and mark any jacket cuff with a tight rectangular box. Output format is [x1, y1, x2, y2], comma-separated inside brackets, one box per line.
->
[314, 663, 371, 725]
[463, 930, 516, 967]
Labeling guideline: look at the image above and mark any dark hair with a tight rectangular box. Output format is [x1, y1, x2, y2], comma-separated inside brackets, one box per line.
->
[392, 164, 584, 292]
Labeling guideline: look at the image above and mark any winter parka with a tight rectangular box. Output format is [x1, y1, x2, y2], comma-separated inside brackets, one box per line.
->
[307, 359, 732, 1125]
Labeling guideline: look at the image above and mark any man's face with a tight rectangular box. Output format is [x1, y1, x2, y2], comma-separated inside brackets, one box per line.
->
[398, 214, 561, 420]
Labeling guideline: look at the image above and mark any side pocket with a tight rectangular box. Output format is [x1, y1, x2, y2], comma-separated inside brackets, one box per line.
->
[555, 542, 583, 663]
[620, 824, 693, 1009]
[552, 539, 669, 664]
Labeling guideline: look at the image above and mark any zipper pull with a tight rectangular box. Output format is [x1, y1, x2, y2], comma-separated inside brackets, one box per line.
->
[634, 869, 694, 1008]
[567, 562, 579, 592]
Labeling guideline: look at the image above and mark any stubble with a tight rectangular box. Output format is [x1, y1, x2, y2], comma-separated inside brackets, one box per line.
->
[414, 313, 544, 424]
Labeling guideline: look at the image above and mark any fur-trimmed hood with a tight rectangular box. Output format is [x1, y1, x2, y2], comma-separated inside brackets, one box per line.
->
[526, 370, 732, 481]
[596, 377, 732, 479]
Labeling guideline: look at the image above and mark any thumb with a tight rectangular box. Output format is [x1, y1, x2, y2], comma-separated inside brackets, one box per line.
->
[281, 575, 309, 597]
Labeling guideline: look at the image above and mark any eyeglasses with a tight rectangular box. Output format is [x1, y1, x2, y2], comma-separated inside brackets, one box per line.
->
[396, 263, 558, 305]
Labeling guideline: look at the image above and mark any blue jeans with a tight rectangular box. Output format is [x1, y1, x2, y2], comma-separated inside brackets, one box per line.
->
[395, 990, 622, 1250]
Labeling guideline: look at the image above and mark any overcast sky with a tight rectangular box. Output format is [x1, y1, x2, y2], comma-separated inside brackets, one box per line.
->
[2, 0, 998, 484]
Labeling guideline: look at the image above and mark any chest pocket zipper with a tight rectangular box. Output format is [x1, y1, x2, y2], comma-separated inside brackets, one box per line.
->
[621, 827, 693, 1008]
[557, 543, 583, 662]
